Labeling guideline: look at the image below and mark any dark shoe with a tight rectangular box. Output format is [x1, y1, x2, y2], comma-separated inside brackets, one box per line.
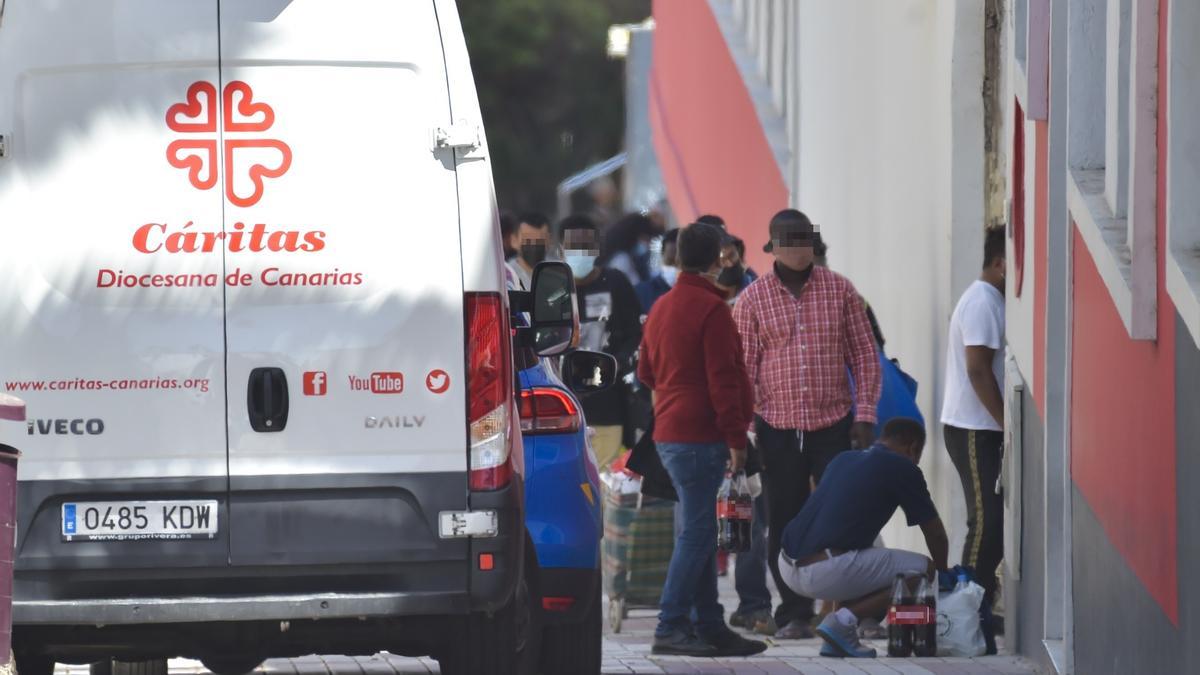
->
[701, 626, 768, 657]
[652, 628, 718, 656]
[729, 611, 748, 628]
[750, 610, 778, 636]
[774, 619, 816, 640]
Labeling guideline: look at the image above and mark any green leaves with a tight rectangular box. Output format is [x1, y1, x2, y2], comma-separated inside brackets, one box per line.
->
[459, 0, 648, 214]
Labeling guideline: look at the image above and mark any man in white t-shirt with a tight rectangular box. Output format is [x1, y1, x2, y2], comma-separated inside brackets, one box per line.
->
[940, 227, 1006, 619]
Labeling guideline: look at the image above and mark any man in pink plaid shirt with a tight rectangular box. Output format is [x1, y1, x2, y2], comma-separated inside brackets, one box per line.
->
[733, 209, 882, 639]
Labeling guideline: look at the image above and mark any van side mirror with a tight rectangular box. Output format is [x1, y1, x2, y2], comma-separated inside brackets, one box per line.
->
[560, 350, 618, 395]
[510, 261, 579, 357]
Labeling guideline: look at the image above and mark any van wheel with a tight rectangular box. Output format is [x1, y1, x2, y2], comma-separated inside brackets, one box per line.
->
[95, 659, 167, 675]
[14, 653, 56, 675]
[437, 577, 538, 675]
[540, 581, 601, 675]
[200, 657, 264, 675]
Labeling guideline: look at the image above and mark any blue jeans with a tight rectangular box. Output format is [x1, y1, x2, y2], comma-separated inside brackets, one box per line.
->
[734, 493, 772, 615]
[655, 441, 728, 638]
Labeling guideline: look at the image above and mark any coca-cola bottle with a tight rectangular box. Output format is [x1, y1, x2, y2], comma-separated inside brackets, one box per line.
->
[886, 574, 914, 657]
[734, 472, 753, 554]
[912, 576, 938, 657]
[717, 473, 737, 552]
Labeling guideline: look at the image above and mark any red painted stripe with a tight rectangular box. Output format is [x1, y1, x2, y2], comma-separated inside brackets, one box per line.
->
[649, 0, 789, 273]
[1071, 224, 1178, 624]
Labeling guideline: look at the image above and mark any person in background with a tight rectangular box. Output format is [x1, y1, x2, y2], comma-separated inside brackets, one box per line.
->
[559, 215, 642, 470]
[777, 417, 949, 658]
[941, 227, 1006, 619]
[721, 235, 759, 285]
[499, 210, 519, 263]
[638, 221, 765, 658]
[510, 212, 552, 291]
[588, 175, 621, 231]
[636, 228, 680, 313]
[604, 212, 657, 286]
[734, 209, 882, 640]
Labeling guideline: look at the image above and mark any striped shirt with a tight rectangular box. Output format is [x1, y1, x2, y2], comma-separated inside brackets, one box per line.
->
[733, 266, 881, 431]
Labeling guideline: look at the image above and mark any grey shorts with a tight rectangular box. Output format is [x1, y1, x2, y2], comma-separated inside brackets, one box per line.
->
[778, 548, 931, 602]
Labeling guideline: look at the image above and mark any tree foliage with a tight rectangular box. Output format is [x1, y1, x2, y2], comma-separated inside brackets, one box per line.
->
[459, 0, 650, 215]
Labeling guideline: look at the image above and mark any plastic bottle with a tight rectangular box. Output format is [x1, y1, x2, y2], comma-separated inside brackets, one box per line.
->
[912, 576, 938, 657]
[887, 574, 914, 657]
[717, 472, 736, 552]
[733, 471, 753, 553]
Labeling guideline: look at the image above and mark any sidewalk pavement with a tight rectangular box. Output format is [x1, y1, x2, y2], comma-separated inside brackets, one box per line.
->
[53, 571, 1039, 675]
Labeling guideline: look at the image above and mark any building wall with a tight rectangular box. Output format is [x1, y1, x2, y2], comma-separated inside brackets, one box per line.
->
[1073, 314, 1200, 672]
[648, 0, 789, 274]
[1013, 391, 1053, 674]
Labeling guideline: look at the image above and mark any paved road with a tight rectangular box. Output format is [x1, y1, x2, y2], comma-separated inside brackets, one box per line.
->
[54, 574, 1039, 674]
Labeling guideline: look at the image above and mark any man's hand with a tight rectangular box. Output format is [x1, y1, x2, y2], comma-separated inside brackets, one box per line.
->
[729, 446, 748, 473]
[850, 421, 876, 449]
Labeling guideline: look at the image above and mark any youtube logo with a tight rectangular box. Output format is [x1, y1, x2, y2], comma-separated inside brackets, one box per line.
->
[303, 371, 327, 396]
[348, 372, 405, 394]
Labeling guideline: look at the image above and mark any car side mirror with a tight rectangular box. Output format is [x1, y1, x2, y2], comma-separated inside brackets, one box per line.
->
[560, 350, 618, 395]
[526, 261, 579, 357]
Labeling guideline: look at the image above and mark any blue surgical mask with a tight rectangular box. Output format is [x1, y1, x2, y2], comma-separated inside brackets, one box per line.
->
[565, 252, 598, 279]
[660, 266, 680, 287]
[634, 241, 650, 258]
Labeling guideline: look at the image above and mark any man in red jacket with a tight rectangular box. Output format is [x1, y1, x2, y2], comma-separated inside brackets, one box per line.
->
[638, 221, 765, 658]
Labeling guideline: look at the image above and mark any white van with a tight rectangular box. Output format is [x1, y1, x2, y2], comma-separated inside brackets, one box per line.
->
[0, 2, 577, 674]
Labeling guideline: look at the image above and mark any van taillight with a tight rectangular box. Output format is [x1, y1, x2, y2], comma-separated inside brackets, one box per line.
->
[466, 292, 513, 491]
[518, 388, 582, 435]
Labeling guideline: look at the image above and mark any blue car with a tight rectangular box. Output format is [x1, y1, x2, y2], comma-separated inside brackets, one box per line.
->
[510, 291, 614, 674]
[508, 260, 619, 667]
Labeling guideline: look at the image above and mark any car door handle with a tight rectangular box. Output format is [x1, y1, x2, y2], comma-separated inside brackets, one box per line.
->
[248, 367, 289, 432]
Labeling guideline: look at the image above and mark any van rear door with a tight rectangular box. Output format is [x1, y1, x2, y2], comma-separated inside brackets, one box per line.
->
[215, 2, 471, 569]
[0, 1, 231, 574]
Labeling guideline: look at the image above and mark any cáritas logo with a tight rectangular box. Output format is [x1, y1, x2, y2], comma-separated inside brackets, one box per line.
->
[166, 80, 292, 208]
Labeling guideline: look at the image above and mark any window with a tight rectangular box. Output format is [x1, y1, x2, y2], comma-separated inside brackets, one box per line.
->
[1066, 0, 1157, 340]
[1166, 0, 1200, 346]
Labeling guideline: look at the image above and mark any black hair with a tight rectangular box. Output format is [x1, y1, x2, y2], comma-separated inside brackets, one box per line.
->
[984, 226, 1006, 268]
[881, 417, 926, 449]
[606, 213, 655, 254]
[663, 228, 680, 245]
[726, 236, 746, 259]
[518, 211, 551, 230]
[557, 214, 600, 249]
[696, 214, 726, 229]
[678, 222, 723, 273]
[499, 211, 518, 239]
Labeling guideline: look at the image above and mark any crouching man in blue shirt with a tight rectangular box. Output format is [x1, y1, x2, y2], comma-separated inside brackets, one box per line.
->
[777, 417, 950, 658]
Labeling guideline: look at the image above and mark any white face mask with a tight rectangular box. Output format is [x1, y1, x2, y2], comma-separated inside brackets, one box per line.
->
[565, 252, 598, 279]
[660, 266, 680, 287]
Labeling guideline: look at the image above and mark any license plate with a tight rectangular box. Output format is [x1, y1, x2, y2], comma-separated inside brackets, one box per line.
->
[61, 500, 218, 542]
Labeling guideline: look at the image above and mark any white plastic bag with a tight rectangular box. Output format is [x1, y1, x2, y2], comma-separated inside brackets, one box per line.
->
[936, 579, 987, 657]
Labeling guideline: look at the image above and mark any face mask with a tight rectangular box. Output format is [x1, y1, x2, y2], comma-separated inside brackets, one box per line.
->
[634, 241, 650, 258]
[660, 266, 680, 287]
[565, 252, 598, 279]
[520, 243, 547, 266]
[717, 266, 746, 289]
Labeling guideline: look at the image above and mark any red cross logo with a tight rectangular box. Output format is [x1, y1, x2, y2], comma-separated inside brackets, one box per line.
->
[165, 81, 293, 208]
